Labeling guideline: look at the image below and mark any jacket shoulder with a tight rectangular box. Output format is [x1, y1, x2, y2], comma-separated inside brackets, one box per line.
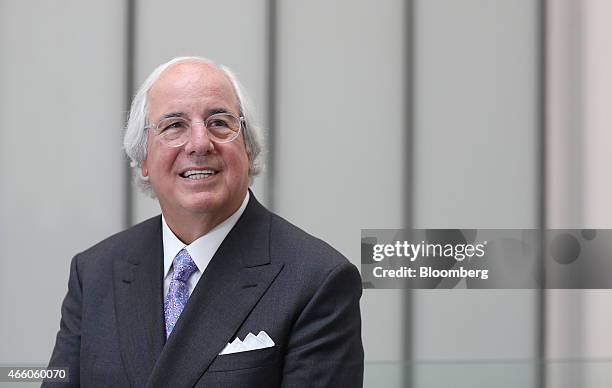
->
[268, 213, 354, 274]
[74, 215, 161, 267]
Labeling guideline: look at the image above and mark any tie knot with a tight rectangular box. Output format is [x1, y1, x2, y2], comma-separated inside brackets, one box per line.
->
[172, 248, 198, 282]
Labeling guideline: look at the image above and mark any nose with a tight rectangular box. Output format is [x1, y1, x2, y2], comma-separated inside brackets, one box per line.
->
[184, 121, 214, 155]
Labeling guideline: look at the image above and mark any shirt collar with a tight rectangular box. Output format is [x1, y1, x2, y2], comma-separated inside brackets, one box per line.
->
[162, 191, 250, 278]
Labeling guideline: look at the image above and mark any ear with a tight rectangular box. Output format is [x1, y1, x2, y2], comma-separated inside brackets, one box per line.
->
[141, 160, 149, 177]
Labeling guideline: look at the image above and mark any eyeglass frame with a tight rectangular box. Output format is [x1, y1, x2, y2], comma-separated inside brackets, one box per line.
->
[144, 112, 245, 147]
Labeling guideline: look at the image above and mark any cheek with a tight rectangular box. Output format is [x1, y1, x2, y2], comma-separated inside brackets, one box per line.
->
[220, 140, 249, 169]
[146, 147, 181, 179]
[232, 150, 250, 176]
[234, 139, 251, 173]
[220, 150, 250, 186]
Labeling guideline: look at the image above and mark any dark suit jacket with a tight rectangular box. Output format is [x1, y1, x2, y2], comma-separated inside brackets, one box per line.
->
[44, 194, 364, 387]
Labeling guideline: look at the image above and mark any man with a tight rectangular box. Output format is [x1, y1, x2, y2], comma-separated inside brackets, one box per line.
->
[45, 57, 364, 387]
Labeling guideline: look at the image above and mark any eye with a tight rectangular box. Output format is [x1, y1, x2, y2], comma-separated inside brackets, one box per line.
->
[208, 118, 230, 128]
[159, 118, 187, 133]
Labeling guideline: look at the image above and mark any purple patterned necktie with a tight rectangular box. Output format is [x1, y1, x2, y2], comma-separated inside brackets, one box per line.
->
[164, 248, 198, 338]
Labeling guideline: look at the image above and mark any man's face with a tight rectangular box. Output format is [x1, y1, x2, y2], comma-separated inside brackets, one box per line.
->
[142, 61, 250, 223]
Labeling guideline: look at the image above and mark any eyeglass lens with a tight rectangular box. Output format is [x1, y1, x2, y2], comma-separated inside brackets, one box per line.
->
[155, 113, 241, 146]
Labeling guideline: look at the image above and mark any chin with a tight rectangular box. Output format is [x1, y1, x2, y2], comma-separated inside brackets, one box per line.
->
[179, 197, 221, 213]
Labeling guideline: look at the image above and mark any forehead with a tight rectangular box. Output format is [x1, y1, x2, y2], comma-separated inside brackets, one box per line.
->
[147, 62, 239, 118]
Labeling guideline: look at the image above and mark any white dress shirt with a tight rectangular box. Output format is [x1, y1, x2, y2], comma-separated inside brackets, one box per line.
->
[162, 191, 250, 303]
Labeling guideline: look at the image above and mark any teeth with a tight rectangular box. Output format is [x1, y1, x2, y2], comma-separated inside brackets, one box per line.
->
[182, 169, 216, 179]
[186, 174, 210, 180]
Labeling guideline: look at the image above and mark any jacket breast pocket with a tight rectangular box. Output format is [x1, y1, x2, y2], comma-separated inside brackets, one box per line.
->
[208, 346, 279, 372]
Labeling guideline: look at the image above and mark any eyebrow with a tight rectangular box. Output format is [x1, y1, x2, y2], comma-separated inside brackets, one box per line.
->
[159, 112, 188, 120]
[156, 108, 236, 122]
[206, 107, 232, 116]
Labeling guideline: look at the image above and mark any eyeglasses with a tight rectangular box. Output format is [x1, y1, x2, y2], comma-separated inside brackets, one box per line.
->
[145, 113, 244, 147]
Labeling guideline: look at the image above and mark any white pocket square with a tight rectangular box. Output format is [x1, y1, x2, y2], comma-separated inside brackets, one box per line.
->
[219, 331, 275, 355]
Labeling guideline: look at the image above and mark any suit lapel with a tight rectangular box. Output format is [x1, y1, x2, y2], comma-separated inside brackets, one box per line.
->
[146, 195, 284, 388]
[113, 216, 166, 388]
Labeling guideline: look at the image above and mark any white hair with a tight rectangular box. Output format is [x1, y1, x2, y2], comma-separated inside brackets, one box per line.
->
[123, 56, 264, 195]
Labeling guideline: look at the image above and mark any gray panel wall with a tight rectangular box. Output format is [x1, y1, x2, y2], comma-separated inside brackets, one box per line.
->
[0, 0, 126, 363]
[546, 1, 612, 386]
[411, 0, 539, 373]
[274, 0, 407, 368]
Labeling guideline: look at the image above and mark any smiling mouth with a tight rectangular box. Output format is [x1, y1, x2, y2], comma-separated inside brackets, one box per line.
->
[180, 169, 218, 180]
